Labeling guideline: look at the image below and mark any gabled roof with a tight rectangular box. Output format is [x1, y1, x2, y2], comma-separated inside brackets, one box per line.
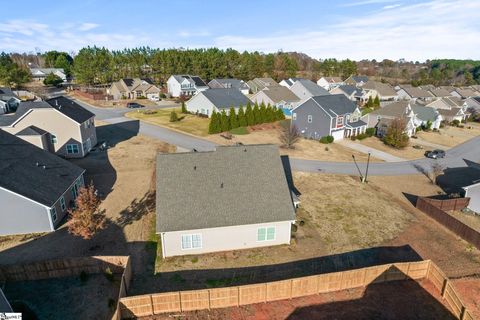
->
[0, 287, 12, 312]
[293, 79, 330, 96]
[452, 88, 479, 98]
[347, 75, 368, 83]
[209, 78, 249, 90]
[398, 85, 432, 98]
[46, 96, 95, 123]
[362, 81, 397, 97]
[199, 88, 252, 110]
[0, 130, 85, 207]
[172, 75, 208, 88]
[0, 101, 52, 126]
[438, 107, 463, 117]
[257, 86, 300, 104]
[156, 144, 296, 232]
[247, 78, 280, 91]
[335, 85, 362, 97]
[15, 125, 48, 136]
[296, 94, 357, 117]
[428, 88, 451, 97]
[411, 105, 440, 122]
[369, 101, 411, 118]
[321, 76, 343, 83]
[0, 87, 17, 101]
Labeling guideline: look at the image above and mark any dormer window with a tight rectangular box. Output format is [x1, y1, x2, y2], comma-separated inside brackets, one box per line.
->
[336, 116, 344, 128]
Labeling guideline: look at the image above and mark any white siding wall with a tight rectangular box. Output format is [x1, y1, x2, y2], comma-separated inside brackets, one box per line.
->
[167, 77, 182, 97]
[160, 221, 293, 258]
[186, 93, 217, 117]
[464, 184, 480, 213]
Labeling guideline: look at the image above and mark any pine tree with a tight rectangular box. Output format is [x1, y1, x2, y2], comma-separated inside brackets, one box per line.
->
[246, 102, 254, 126]
[259, 102, 267, 123]
[253, 103, 260, 125]
[366, 96, 374, 109]
[181, 101, 187, 113]
[238, 106, 247, 127]
[274, 107, 285, 121]
[374, 95, 380, 109]
[229, 106, 239, 129]
[266, 104, 274, 122]
[220, 110, 229, 132]
[208, 111, 220, 134]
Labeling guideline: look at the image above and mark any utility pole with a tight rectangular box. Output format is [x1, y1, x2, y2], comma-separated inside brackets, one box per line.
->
[352, 155, 364, 182]
[364, 152, 371, 183]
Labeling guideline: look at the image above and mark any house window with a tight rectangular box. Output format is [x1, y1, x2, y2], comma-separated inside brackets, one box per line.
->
[181, 234, 202, 250]
[307, 115, 313, 123]
[292, 113, 297, 120]
[336, 116, 344, 128]
[60, 196, 66, 212]
[50, 207, 57, 222]
[257, 227, 276, 241]
[66, 144, 79, 154]
[50, 134, 57, 144]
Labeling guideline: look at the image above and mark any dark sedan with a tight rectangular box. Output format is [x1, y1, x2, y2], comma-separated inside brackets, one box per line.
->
[425, 149, 446, 159]
[126, 102, 145, 109]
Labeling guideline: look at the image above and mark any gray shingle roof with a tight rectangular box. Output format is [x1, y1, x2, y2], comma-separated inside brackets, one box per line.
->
[200, 88, 252, 110]
[295, 79, 330, 96]
[259, 86, 300, 103]
[0, 101, 52, 126]
[156, 145, 296, 232]
[0, 288, 12, 312]
[412, 105, 439, 121]
[336, 85, 360, 96]
[0, 130, 85, 207]
[306, 94, 358, 117]
[209, 79, 249, 90]
[352, 76, 369, 83]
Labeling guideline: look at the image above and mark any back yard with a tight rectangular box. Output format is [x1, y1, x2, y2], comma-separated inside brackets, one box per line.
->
[126, 107, 210, 136]
[416, 122, 480, 148]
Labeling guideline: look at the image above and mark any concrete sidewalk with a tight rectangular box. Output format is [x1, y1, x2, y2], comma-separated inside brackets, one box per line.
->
[338, 140, 406, 162]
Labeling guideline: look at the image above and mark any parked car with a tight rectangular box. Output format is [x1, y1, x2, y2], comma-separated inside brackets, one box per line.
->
[127, 102, 145, 108]
[425, 149, 446, 159]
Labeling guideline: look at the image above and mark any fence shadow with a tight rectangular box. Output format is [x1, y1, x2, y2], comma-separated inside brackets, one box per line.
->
[287, 265, 456, 320]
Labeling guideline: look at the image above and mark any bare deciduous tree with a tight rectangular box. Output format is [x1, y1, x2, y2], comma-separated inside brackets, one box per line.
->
[429, 162, 445, 185]
[279, 121, 301, 149]
[68, 183, 106, 239]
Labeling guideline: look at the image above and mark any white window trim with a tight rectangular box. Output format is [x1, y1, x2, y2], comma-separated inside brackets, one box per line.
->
[292, 113, 297, 120]
[66, 144, 79, 154]
[307, 115, 313, 123]
[60, 196, 66, 212]
[50, 207, 57, 222]
[181, 233, 202, 250]
[257, 226, 276, 242]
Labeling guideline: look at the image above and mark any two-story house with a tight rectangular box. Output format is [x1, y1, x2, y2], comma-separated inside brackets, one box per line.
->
[292, 94, 366, 140]
[289, 79, 330, 101]
[250, 86, 301, 115]
[208, 78, 250, 95]
[0, 87, 20, 114]
[0, 96, 97, 158]
[0, 130, 85, 236]
[167, 75, 208, 97]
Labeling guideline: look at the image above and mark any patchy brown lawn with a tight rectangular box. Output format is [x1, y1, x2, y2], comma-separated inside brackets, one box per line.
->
[416, 123, 480, 148]
[356, 136, 426, 160]
[206, 124, 381, 162]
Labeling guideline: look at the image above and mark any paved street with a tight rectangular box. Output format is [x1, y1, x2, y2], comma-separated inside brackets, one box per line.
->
[72, 97, 480, 175]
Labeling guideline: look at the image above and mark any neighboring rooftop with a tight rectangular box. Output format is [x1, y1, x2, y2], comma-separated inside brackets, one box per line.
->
[298, 94, 358, 117]
[362, 81, 397, 97]
[398, 85, 433, 99]
[0, 287, 12, 312]
[156, 144, 296, 232]
[209, 78, 249, 91]
[15, 125, 48, 136]
[172, 75, 208, 87]
[200, 88, 252, 109]
[369, 101, 411, 118]
[260, 86, 300, 103]
[294, 79, 330, 96]
[411, 105, 440, 121]
[0, 130, 85, 207]
[335, 85, 362, 97]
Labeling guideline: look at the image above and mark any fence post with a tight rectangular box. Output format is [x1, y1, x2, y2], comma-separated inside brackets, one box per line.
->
[362, 268, 367, 286]
[441, 279, 449, 298]
[460, 306, 467, 320]
[264, 283, 267, 303]
[290, 279, 293, 300]
[237, 287, 240, 307]
[208, 289, 211, 310]
[150, 295, 154, 316]
[405, 263, 411, 280]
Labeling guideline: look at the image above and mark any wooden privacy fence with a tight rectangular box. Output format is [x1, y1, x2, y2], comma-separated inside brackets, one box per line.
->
[120, 260, 436, 318]
[416, 197, 480, 250]
[0, 256, 131, 320]
[419, 197, 470, 211]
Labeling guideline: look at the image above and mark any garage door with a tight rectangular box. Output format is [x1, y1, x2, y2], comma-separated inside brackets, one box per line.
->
[331, 130, 345, 141]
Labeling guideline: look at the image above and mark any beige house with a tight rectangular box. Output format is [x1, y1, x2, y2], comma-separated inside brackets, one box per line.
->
[251, 86, 300, 111]
[156, 145, 297, 258]
[362, 81, 397, 101]
[108, 78, 161, 101]
[0, 96, 96, 158]
[246, 77, 280, 94]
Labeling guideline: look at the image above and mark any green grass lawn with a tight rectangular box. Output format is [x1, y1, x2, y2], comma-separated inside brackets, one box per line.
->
[125, 108, 210, 136]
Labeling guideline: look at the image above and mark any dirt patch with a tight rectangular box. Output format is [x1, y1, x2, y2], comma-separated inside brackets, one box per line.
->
[206, 127, 380, 162]
[4, 274, 120, 320]
[452, 278, 480, 319]
[143, 279, 456, 320]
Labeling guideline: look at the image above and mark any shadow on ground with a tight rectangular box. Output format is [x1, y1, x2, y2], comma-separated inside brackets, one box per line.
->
[287, 265, 456, 320]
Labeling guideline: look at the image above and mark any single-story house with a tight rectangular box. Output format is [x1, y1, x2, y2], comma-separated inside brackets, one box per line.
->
[292, 94, 366, 140]
[167, 75, 209, 97]
[0, 87, 20, 114]
[250, 86, 301, 114]
[438, 108, 466, 123]
[279, 78, 302, 88]
[246, 78, 280, 94]
[108, 78, 161, 101]
[396, 85, 433, 101]
[450, 88, 480, 99]
[186, 88, 252, 117]
[436, 160, 480, 213]
[465, 97, 480, 112]
[208, 78, 250, 95]
[330, 85, 367, 102]
[317, 77, 344, 90]
[289, 79, 330, 100]
[426, 97, 465, 110]
[427, 88, 452, 98]
[344, 75, 369, 87]
[0, 96, 97, 158]
[155, 144, 297, 258]
[365, 101, 417, 137]
[362, 81, 397, 101]
[411, 105, 442, 129]
[30, 68, 67, 82]
[0, 130, 85, 236]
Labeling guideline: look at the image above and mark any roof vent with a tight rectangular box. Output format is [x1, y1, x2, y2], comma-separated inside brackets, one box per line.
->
[220, 182, 224, 188]
[194, 165, 197, 170]
[55, 100, 58, 106]
[42, 165, 47, 170]
[244, 148, 247, 152]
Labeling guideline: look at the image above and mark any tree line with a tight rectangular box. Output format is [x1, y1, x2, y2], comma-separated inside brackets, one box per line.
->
[208, 102, 285, 134]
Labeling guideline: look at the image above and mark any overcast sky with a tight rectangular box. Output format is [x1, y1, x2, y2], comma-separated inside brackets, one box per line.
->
[1, 0, 478, 61]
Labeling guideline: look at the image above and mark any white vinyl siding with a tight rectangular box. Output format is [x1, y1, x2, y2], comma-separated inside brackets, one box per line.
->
[292, 113, 297, 120]
[257, 226, 276, 241]
[181, 234, 202, 250]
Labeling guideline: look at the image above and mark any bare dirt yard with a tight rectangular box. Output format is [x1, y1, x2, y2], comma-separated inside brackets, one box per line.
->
[416, 122, 480, 148]
[3, 274, 120, 320]
[206, 123, 380, 162]
[144, 279, 456, 320]
[452, 277, 480, 320]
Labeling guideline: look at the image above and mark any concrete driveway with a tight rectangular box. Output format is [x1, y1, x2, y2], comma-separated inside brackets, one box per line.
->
[72, 97, 480, 175]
